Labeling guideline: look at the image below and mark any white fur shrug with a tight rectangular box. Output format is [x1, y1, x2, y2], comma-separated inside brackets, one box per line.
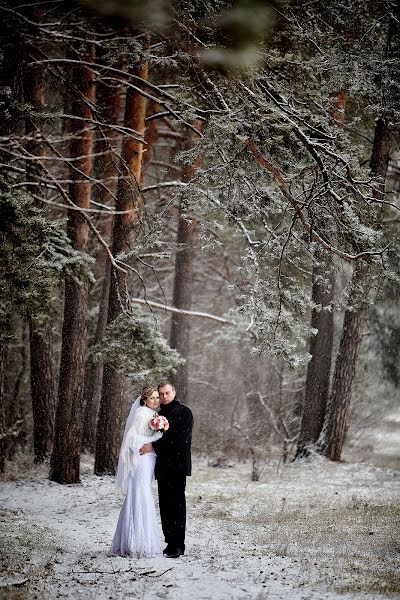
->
[117, 406, 162, 492]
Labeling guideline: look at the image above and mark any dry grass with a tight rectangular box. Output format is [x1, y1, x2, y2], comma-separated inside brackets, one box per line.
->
[0, 508, 62, 600]
[190, 461, 400, 595]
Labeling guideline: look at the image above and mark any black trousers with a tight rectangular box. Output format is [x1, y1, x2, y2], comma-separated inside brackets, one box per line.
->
[157, 474, 186, 550]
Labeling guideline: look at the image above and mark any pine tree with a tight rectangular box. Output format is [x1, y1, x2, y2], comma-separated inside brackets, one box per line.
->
[170, 121, 202, 400]
[95, 46, 148, 475]
[50, 40, 96, 484]
[319, 117, 393, 460]
[82, 63, 123, 453]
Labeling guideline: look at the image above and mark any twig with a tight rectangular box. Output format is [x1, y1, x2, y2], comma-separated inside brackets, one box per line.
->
[246, 139, 390, 262]
[147, 567, 174, 577]
[0, 579, 29, 588]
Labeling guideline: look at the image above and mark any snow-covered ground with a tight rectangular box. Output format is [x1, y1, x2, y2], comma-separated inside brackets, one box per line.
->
[1, 453, 399, 600]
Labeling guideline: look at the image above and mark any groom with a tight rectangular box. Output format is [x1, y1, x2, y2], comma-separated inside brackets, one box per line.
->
[152, 381, 193, 558]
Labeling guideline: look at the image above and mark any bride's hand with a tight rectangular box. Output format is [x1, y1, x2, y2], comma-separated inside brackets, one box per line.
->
[139, 443, 153, 455]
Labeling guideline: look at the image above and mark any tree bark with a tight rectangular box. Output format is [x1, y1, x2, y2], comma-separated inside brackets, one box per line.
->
[0, 343, 8, 473]
[170, 121, 202, 401]
[319, 117, 392, 461]
[295, 90, 346, 459]
[49, 43, 96, 484]
[82, 70, 122, 453]
[82, 263, 111, 453]
[319, 261, 371, 460]
[141, 100, 160, 179]
[0, 20, 25, 472]
[29, 324, 55, 462]
[295, 248, 334, 457]
[94, 53, 148, 475]
[23, 5, 56, 463]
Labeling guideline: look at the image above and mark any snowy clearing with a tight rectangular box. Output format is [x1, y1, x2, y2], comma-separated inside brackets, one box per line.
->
[1, 456, 399, 600]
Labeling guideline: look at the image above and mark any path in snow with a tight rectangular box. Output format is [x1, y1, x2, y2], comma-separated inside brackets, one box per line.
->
[1, 456, 399, 600]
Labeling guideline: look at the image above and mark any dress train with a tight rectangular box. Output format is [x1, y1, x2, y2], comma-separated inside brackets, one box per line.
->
[109, 451, 162, 558]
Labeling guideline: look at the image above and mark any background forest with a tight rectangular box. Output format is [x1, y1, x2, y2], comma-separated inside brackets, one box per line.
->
[0, 0, 399, 485]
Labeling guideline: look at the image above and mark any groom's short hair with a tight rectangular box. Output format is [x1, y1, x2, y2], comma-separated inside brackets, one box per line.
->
[158, 380, 175, 391]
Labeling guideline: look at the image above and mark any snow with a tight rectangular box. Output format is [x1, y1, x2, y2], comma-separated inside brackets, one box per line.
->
[1, 455, 399, 599]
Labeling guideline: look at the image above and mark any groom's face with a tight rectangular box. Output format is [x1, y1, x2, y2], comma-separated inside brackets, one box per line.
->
[158, 384, 175, 404]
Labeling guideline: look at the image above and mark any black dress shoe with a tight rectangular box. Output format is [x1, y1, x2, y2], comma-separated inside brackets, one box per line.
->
[166, 547, 184, 558]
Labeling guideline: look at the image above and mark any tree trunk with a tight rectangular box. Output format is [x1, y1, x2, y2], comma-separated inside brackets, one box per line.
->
[295, 248, 334, 458]
[0, 343, 8, 473]
[29, 324, 55, 462]
[319, 117, 392, 461]
[246, 391, 263, 481]
[82, 263, 111, 453]
[251, 448, 260, 482]
[49, 43, 96, 484]
[170, 121, 202, 401]
[141, 101, 160, 179]
[170, 211, 198, 401]
[295, 90, 346, 459]
[319, 261, 371, 460]
[82, 72, 122, 453]
[23, 6, 56, 463]
[0, 22, 25, 472]
[94, 53, 148, 475]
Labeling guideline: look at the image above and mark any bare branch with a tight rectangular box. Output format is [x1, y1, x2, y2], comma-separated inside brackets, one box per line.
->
[141, 181, 187, 192]
[246, 139, 390, 262]
[128, 297, 233, 325]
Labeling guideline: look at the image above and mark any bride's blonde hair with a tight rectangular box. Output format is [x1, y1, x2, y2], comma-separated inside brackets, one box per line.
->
[140, 385, 157, 406]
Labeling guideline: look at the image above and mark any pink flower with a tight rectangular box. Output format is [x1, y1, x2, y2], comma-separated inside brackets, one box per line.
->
[149, 414, 169, 432]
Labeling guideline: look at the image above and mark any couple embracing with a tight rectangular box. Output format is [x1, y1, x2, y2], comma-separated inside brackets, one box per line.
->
[109, 382, 193, 559]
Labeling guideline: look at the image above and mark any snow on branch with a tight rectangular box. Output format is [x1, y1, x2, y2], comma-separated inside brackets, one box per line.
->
[141, 181, 188, 192]
[246, 139, 390, 263]
[129, 297, 233, 325]
[30, 58, 208, 136]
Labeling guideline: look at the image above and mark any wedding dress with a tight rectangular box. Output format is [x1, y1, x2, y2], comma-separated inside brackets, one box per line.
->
[109, 403, 163, 558]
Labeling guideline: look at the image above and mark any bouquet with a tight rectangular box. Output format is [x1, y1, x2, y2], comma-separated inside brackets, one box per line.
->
[149, 414, 169, 432]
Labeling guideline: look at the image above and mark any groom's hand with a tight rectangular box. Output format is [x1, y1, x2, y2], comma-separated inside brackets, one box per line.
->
[139, 443, 153, 455]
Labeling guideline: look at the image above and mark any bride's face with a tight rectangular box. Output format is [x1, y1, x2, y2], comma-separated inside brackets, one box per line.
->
[145, 392, 159, 410]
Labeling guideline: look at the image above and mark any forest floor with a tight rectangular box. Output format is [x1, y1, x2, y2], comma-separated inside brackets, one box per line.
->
[1, 432, 399, 600]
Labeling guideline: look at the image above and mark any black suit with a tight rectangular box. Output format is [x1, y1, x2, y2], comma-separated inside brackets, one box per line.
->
[153, 398, 193, 551]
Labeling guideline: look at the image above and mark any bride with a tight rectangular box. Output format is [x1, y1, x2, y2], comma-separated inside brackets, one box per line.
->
[109, 386, 164, 558]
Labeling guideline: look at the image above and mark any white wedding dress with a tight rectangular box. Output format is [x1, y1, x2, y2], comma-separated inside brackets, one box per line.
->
[109, 404, 163, 558]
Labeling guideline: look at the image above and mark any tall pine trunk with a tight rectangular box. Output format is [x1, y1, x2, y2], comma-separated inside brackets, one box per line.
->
[82, 72, 122, 452]
[0, 344, 7, 473]
[49, 43, 96, 483]
[0, 21, 30, 470]
[295, 90, 346, 459]
[23, 7, 56, 463]
[82, 265, 111, 453]
[0, 18, 20, 471]
[141, 100, 160, 179]
[170, 121, 202, 401]
[295, 248, 334, 457]
[319, 117, 392, 460]
[29, 325, 55, 462]
[95, 53, 148, 475]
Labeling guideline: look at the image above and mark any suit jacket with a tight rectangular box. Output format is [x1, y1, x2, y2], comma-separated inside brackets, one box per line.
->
[153, 398, 193, 479]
